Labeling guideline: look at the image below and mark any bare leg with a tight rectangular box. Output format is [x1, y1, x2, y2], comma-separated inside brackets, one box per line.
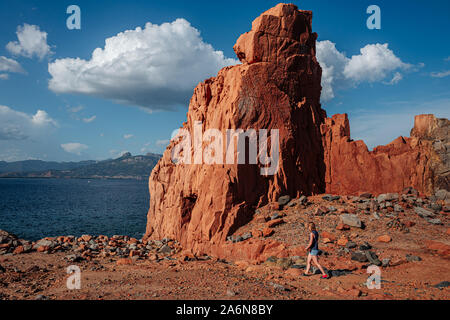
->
[312, 256, 327, 276]
[304, 253, 312, 274]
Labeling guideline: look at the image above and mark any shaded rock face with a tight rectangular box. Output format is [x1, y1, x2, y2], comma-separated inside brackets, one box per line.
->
[321, 114, 449, 195]
[144, 4, 326, 253]
[410, 114, 449, 191]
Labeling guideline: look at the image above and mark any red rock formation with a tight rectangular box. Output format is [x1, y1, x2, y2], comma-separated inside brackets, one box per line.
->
[144, 3, 449, 260]
[321, 114, 449, 195]
[144, 3, 326, 255]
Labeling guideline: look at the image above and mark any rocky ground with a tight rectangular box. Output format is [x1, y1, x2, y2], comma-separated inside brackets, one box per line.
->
[0, 188, 449, 300]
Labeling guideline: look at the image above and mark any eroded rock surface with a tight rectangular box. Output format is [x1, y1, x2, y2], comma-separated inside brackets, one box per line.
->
[144, 3, 326, 257]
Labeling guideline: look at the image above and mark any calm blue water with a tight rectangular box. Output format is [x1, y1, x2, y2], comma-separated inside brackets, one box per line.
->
[0, 178, 149, 241]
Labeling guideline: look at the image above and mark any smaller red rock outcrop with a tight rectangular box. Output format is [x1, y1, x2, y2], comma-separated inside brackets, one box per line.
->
[321, 114, 449, 195]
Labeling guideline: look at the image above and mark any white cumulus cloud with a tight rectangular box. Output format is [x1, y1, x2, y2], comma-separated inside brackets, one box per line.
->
[61, 142, 88, 155]
[316, 41, 412, 101]
[48, 18, 238, 110]
[123, 134, 134, 139]
[6, 24, 52, 60]
[0, 105, 57, 140]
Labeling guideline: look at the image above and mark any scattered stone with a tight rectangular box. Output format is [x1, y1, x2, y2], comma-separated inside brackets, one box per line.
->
[65, 254, 83, 263]
[33, 239, 54, 250]
[406, 254, 422, 262]
[159, 244, 172, 254]
[241, 232, 252, 240]
[314, 206, 328, 216]
[351, 251, 368, 262]
[270, 212, 281, 220]
[414, 207, 435, 218]
[266, 218, 284, 228]
[345, 241, 357, 249]
[336, 223, 350, 231]
[263, 228, 274, 237]
[365, 251, 382, 266]
[337, 236, 348, 246]
[34, 295, 49, 300]
[430, 203, 442, 212]
[329, 269, 353, 277]
[377, 193, 399, 203]
[382, 258, 390, 267]
[435, 190, 449, 201]
[433, 281, 450, 288]
[377, 235, 392, 243]
[299, 195, 307, 205]
[340, 214, 362, 228]
[226, 289, 237, 296]
[270, 282, 288, 292]
[402, 187, 418, 196]
[321, 231, 336, 241]
[387, 218, 409, 233]
[359, 242, 372, 251]
[358, 193, 373, 199]
[278, 195, 291, 206]
[322, 195, 340, 201]
[426, 218, 442, 225]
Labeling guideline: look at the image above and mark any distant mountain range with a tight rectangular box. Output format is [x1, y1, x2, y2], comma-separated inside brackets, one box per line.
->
[0, 152, 162, 180]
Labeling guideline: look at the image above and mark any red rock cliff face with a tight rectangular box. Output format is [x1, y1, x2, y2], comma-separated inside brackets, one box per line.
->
[144, 3, 448, 258]
[144, 4, 326, 252]
[321, 113, 449, 195]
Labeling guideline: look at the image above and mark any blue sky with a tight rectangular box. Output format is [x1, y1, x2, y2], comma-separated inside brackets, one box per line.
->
[0, 0, 449, 161]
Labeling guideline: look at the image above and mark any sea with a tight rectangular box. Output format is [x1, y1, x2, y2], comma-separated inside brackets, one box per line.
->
[0, 178, 149, 241]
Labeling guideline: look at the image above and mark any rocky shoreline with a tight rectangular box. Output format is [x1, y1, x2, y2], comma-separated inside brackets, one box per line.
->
[1, 187, 449, 300]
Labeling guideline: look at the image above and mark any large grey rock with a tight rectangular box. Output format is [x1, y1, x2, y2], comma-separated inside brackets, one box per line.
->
[435, 189, 449, 201]
[406, 254, 422, 262]
[414, 207, 435, 218]
[340, 214, 362, 228]
[365, 251, 381, 266]
[377, 193, 399, 202]
[351, 251, 368, 262]
[33, 239, 55, 250]
[426, 218, 442, 225]
[158, 244, 172, 254]
[278, 195, 291, 206]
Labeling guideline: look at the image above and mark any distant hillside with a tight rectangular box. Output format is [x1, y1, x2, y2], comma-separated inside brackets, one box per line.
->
[0, 152, 162, 180]
[0, 159, 96, 173]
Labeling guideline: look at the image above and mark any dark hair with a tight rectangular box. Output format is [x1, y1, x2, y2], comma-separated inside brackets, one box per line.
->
[308, 222, 316, 231]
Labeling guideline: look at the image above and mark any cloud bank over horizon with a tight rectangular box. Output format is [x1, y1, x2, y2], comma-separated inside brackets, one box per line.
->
[0, 105, 57, 141]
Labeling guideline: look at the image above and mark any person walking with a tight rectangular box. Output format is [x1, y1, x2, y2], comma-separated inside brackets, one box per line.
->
[304, 222, 328, 278]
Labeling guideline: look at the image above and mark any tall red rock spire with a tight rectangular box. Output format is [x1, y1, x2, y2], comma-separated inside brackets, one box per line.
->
[144, 3, 326, 252]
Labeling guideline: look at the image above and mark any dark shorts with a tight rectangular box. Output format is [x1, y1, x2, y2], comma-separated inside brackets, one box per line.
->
[309, 249, 319, 256]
